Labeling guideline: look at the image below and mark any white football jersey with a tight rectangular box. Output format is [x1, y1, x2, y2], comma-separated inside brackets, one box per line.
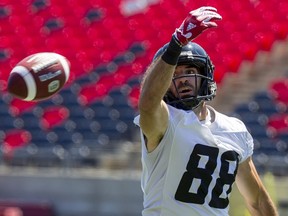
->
[134, 105, 254, 216]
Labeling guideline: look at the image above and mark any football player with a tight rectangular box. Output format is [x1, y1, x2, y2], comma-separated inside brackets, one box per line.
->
[134, 6, 278, 216]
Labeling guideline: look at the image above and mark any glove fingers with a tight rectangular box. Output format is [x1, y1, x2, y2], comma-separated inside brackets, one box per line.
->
[202, 22, 218, 28]
[190, 6, 218, 16]
[197, 13, 222, 22]
[196, 6, 218, 13]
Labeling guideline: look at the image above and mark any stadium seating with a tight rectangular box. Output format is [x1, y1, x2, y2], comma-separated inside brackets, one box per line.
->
[0, 0, 287, 166]
[233, 87, 288, 165]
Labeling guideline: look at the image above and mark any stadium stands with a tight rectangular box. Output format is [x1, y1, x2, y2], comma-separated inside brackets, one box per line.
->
[0, 0, 287, 169]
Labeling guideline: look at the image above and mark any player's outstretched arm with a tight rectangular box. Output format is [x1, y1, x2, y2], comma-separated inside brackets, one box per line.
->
[236, 157, 278, 216]
[139, 6, 221, 152]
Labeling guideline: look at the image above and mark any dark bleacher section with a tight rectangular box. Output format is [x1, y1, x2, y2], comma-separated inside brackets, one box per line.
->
[232, 81, 288, 175]
[0, 0, 287, 167]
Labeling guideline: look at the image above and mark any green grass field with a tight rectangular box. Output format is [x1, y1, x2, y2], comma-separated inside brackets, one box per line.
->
[229, 172, 288, 216]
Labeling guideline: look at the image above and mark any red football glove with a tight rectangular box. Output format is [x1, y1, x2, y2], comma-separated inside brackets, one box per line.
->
[173, 6, 222, 46]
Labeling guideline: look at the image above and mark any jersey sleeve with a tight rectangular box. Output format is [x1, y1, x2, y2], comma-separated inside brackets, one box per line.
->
[216, 114, 255, 163]
[133, 114, 175, 170]
[241, 129, 254, 162]
[233, 118, 254, 163]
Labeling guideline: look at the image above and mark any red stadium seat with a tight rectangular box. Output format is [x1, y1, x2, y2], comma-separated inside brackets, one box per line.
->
[237, 41, 259, 61]
[271, 22, 288, 40]
[128, 86, 140, 109]
[213, 64, 228, 84]
[113, 66, 132, 86]
[8, 98, 38, 117]
[40, 105, 70, 130]
[3, 129, 31, 154]
[269, 79, 288, 93]
[78, 75, 114, 105]
[270, 89, 288, 107]
[267, 113, 288, 137]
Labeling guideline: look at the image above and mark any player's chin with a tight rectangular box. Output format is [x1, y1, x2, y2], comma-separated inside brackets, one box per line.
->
[179, 92, 195, 99]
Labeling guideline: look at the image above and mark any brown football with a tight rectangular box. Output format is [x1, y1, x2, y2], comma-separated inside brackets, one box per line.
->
[8, 52, 70, 101]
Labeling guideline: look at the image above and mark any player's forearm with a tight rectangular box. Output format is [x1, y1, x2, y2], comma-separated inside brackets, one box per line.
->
[248, 202, 278, 216]
[139, 59, 175, 111]
[247, 190, 278, 216]
[139, 37, 181, 112]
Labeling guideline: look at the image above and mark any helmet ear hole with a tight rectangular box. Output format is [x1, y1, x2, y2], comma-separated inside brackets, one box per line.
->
[207, 82, 217, 100]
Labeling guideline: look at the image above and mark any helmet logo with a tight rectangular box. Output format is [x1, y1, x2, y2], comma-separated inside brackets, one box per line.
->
[180, 51, 193, 57]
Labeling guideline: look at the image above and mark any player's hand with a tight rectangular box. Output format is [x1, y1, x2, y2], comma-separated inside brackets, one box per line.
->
[173, 6, 222, 46]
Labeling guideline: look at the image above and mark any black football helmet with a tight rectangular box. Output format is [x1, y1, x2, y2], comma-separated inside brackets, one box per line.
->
[153, 41, 217, 110]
